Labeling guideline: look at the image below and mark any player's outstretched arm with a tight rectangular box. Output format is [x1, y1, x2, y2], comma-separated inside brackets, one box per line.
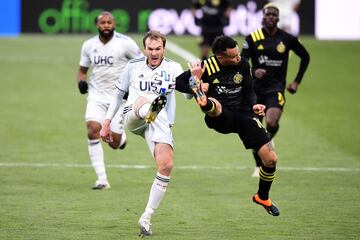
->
[187, 60, 205, 86]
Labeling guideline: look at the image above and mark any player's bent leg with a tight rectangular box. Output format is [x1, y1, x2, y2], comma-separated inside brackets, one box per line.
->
[122, 96, 152, 135]
[108, 132, 127, 150]
[133, 96, 152, 119]
[253, 142, 279, 216]
[258, 141, 277, 167]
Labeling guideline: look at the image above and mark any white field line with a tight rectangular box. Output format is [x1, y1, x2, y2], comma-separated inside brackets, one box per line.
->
[166, 40, 199, 63]
[0, 162, 358, 172]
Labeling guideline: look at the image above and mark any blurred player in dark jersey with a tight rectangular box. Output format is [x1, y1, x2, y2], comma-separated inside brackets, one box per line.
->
[176, 35, 280, 217]
[192, 0, 232, 60]
[241, 3, 310, 177]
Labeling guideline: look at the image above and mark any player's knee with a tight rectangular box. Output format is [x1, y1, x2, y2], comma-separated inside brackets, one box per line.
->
[156, 152, 173, 174]
[263, 151, 277, 167]
[267, 155, 277, 167]
[258, 143, 278, 167]
[266, 119, 279, 130]
[158, 158, 173, 175]
[87, 121, 101, 139]
[133, 96, 151, 118]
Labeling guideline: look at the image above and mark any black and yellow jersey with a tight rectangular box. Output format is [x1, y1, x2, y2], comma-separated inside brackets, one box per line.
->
[176, 56, 256, 111]
[241, 28, 310, 95]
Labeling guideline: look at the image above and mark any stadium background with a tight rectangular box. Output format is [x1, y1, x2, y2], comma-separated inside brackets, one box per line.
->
[1, 1, 359, 239]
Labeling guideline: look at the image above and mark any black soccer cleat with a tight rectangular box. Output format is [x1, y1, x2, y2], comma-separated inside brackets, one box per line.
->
[252, 194, 280, 216]
[145, 95, 167, 123]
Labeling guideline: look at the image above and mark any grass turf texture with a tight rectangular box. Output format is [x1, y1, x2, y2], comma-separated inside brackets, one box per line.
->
[0, 34, 359, 239]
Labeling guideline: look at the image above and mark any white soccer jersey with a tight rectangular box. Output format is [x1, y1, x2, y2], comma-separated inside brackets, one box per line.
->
[79, 32, 142, 103]
[116, 57, 183, 126]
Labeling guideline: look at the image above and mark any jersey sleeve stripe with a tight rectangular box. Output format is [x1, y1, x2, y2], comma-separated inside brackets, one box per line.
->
[206, 59, 216, 74]
[258, 29, 265, 39]
[211, 57, 220, 72]
[250, 32, 257, 42]
[254, 31, 261, 41]
[204, 61, 212, 76]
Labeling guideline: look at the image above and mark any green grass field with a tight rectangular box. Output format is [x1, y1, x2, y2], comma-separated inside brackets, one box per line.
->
[0, 34, 359, 239]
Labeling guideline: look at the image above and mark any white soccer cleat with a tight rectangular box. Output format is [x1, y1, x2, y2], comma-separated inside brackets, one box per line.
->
[92, 180, 111, 190]
[251, 167, 260, 178]
[138, 213, 152, 237]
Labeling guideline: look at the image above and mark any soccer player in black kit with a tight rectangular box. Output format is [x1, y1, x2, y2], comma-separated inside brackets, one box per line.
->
[191, 0, 232, 60]
[176, 35, 280, 216]
[241, 3, 310, 177]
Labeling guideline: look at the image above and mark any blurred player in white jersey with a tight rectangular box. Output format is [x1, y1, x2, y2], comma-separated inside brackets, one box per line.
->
[76, 11, 142, 190]
[100, 31, 183, 237]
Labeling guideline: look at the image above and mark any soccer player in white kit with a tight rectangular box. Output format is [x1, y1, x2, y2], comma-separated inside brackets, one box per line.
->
[76, 11, 142, 190]
[100, 31, 183, 237]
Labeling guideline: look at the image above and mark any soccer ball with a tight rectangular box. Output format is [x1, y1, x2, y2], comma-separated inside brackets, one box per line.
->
[151, 70, 176, 95]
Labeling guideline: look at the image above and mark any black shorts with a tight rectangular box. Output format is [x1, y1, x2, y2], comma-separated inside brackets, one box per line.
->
[200, 29, 223, 47]
[204, 108, 270, 151]
[257, 91, 286, 110]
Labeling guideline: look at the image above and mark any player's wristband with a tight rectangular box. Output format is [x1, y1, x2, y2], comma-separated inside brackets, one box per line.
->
[189, 75, 201, 88]
[78, 80, 88, 94]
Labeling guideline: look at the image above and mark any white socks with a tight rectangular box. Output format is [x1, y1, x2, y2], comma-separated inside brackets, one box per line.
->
[88, 139, 107, 183]
[144, 172, 170, 216]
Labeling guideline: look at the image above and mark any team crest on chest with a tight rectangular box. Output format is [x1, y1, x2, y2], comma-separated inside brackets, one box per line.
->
[233, 72, 243, 84]
[276, 41, 286, 53]
[212, 0, 220, 6]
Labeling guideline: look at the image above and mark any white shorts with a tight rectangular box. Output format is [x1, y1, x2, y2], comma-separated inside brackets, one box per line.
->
[85, 99, 125, 134]
[123, 102, 174, 156]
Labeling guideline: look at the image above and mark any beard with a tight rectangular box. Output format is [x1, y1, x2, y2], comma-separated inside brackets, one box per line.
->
[98, 28, 115, 39]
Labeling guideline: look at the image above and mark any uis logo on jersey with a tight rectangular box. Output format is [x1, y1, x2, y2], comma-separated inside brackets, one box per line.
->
[93, 56, 114, 65]
[139, 71, 175, 95]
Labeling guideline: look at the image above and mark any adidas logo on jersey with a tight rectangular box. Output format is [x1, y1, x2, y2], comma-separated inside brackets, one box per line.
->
[257, 44, 264, 50]
[138, 74, 144, 78]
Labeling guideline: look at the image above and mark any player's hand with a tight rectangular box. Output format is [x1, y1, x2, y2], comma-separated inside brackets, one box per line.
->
[253, 104, 266, 116]
[78, 80, 88, 94]
[254, 69, 266, 79]
[200, 82, 209, 93]
[100, 120, 113, 143]
[188, 60, 205, 83]
[287, 81, 299, 94]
